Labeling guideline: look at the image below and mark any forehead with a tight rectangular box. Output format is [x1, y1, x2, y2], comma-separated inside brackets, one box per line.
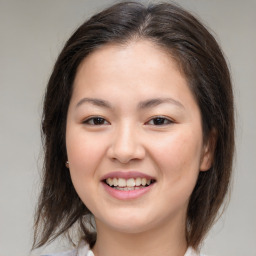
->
[71, 40, 197, 111]
[74, 40, 183, 89]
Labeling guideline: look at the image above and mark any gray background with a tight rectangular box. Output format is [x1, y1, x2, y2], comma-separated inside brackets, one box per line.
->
[0, 0, 255, 255]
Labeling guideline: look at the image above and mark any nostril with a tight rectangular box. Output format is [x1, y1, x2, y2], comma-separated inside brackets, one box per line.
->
[106, 133, 146, 163]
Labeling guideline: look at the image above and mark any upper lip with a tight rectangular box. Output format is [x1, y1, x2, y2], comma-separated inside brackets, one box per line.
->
[101, 171, 156, 181]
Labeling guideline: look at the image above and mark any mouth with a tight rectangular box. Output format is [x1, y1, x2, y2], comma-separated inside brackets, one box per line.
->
[101, 171, 156, 200]
[104, 177, 156, 191]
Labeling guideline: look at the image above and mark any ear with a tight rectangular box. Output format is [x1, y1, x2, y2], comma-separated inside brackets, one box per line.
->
[200, 128, 218, 172]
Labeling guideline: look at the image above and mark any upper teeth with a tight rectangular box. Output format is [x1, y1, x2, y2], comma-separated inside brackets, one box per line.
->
[106, 177, 152, 187]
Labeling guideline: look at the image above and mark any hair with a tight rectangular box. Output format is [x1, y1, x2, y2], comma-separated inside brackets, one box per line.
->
[33, 1, 234, 251]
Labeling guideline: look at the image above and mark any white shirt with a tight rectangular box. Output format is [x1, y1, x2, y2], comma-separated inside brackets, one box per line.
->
[41, 242, 205, 256]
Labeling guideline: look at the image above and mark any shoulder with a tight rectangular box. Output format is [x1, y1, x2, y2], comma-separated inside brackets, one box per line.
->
[40, 250, 77, 256]
[40, 241, 91, 256]
[185, 246, 207, 256]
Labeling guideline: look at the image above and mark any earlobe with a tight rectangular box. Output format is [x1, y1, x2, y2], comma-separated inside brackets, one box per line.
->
[200, 129, 217, 172]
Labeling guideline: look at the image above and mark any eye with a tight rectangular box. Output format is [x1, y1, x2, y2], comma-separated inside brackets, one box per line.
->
[83, 116, 110, 125]
[146, 116, 173, 126]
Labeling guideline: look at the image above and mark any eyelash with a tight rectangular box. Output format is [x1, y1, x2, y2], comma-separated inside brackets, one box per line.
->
[82, 116, 173, 126]
[82, 116, 110, 125]
[146, 116, 174, 126]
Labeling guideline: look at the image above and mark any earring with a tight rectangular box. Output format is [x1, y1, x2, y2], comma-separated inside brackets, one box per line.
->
[65, 161, 69, 168]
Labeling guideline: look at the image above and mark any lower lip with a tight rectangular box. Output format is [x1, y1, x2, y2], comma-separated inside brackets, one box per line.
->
[102, 182, 154, 200]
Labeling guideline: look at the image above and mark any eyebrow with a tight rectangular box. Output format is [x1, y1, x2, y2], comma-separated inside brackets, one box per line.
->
[75, 97, 184, 110]
[137, 98, 185, 110]
[76, 98, 112, 109]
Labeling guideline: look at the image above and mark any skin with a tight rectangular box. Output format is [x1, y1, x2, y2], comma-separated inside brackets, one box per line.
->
[66, 40, 214, 256]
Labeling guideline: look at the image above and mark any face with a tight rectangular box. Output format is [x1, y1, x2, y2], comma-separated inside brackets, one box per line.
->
[66, 40, 212, 235]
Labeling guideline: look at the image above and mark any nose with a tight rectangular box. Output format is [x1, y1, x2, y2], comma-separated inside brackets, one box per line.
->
[107, 123, 145, 164]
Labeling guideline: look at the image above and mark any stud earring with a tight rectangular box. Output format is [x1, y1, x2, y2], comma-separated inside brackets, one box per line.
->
[65, 161, 69, 168]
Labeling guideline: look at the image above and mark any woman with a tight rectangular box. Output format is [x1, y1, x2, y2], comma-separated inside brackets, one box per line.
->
[33, 1, 234, 256]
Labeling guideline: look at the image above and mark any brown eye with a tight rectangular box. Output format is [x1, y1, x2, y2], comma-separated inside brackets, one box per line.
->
[147, 117, 173, 126]
[83, 117, 109, 125]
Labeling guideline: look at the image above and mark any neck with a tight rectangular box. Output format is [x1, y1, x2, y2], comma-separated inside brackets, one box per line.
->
[92, 216, 187, 256]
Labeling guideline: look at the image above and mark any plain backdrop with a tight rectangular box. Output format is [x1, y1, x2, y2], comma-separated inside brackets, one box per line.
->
[0, 0, 255, 255]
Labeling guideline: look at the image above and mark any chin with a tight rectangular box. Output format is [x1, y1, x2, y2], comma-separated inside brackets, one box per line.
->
[96, 210, 155, 234]
[108, 221, 152, 234]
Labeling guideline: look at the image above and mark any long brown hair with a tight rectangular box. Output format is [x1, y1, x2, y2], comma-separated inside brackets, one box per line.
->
[33, 1, 234, 250]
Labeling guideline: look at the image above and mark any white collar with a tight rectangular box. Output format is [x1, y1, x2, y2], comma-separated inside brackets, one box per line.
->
[78, 242, 202, 256]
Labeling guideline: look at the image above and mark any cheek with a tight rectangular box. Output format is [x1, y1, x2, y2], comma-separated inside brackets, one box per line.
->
[150, 129, 203, 182]
[149, 131, 203, 213]
[66, 128, 106, 180]
[65, 129, 106, 210]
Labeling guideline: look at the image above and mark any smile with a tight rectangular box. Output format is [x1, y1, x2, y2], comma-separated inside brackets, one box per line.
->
[101, 172, 156, 200]
[105, 177, 155, 190]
